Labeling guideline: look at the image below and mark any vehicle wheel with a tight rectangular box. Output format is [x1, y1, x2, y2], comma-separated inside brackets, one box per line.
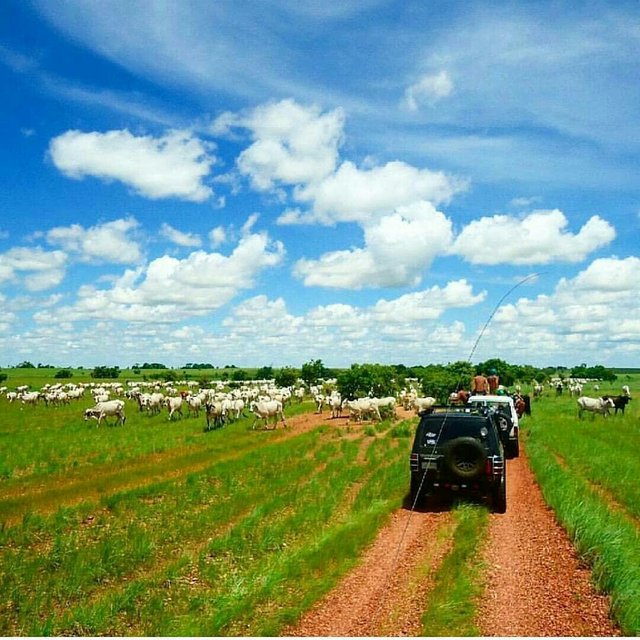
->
[444, 437, 487, 479]
[492, 474, 507, 513]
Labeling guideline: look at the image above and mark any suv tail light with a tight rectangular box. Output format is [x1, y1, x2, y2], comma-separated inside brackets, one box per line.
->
[485, 457, 493, 475]
[410, 453, 419, 471]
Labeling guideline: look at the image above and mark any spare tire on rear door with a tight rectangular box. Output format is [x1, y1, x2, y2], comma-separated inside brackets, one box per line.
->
[444, 437, 487, 480]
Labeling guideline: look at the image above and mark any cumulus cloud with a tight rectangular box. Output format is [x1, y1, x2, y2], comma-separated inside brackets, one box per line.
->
[237, 99, 345, 190]
[49, 129, 215, 202]
[405, 70, 454, 110]
[371, 280, 486, 322]
[490, 256, 640, 359]
[33, 226, 285, 324]
[0, 246, 67, 291]
[159, 223, 202, 248]
[294, 160, 466, 224]
[46, 217, 142, 263]
[450, 209, 616, 265]
[293, 202, 454, 288]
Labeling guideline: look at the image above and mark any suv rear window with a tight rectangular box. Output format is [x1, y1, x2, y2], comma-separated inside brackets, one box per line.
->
[417, 415, 498, 448]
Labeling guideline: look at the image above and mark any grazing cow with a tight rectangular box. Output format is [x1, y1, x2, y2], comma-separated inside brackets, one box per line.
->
[602, 395, 632, 416]
[327, 393, 342, 419]
[84, 400, 126, 426]
[577, 396, 615, 419]
[204, 401, 226, 431]
[250, 400, 286, 430]
[165, 396, 183, 420]
[342, 398, 382, 422]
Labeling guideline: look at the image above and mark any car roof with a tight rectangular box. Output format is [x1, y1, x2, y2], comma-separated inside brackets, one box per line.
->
[468, 394, 514, 404]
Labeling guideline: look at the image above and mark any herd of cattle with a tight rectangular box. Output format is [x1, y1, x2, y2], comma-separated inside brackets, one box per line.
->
[0, 377, 633, 428]
[530, 379, 632, 418]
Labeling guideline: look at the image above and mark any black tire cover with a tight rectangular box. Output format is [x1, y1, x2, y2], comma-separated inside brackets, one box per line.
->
[444, 437, 487, 479]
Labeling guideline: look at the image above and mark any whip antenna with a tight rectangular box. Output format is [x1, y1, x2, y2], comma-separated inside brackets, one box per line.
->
[465, 272, 543, 365]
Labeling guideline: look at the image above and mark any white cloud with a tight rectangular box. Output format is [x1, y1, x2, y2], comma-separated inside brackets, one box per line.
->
[49, 129, 215, 202]
[293, 202, 453, 288]
[405, 70, 454, 110]
[208, 226, 227, 247]
[371, 280, 486, 322]
[159, 223, 202, 248]
[0, 246, 67, 291]
[46, 217, 142, 264]
[237, 99, 345, 190]
[450, 209, 616, 265]
[294, 160, 466, 224]
[33, 227, 285, 324]
[570, 255, 640, 292]
[490, 256, 640, 358]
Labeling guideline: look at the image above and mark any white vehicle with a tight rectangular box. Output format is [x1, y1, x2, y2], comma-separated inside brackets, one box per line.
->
[466, 394, 520, 458]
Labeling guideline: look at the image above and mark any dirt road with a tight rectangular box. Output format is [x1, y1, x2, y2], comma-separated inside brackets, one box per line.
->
[286, 418, 621, 637]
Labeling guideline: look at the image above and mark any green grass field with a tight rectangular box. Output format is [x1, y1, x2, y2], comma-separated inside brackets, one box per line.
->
[0, 373, 638, 635]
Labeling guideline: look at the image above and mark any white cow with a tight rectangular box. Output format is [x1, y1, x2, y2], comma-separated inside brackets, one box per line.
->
[327, 393, 342, 419]
[342, 398, 382, 422]
[84, 400, 126, 426]
[165, 396, 183, 420]
[577, 396, 615, 419]
[250, 400, 286, 430]
[412, 396, 436, 415]
[372, 396, 397, 418]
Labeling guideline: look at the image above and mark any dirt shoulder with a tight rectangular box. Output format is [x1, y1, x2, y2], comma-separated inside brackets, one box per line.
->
[476, 449, 620, 636]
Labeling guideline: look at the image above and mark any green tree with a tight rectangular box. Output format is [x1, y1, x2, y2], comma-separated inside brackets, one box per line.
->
[337, 363, 399, 399]
[232, 369, 247, 382]
[301, 359, 329, 386]
[54, 369, 73, 379]
[16, 361, 35, 368]
[256, 366, 274, 380]
[274, 367, 299, 388]
[91, 366, 121, 379]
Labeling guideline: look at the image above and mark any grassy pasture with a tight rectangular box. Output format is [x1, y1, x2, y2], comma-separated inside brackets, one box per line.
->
[0, 387, 418, 636]
[0, 373, 638, 635]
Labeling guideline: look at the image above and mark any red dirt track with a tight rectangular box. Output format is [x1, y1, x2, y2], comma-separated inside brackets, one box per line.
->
[285, 411, 621, 637]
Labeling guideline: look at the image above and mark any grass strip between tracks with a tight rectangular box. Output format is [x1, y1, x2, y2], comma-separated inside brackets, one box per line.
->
[419, 503, 489, 637]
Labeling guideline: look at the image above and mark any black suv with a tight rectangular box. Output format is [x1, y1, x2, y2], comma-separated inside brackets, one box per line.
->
[409, 407, 506, 513]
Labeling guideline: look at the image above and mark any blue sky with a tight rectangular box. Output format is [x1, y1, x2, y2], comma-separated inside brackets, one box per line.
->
[0, 0, 639, 369]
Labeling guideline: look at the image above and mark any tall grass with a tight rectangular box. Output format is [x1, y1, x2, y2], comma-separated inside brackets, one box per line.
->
[524, 390, 640, 636]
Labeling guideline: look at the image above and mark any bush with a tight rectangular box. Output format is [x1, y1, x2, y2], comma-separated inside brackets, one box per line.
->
[91, 366, 121, 379]
[54, 369, 73, 379]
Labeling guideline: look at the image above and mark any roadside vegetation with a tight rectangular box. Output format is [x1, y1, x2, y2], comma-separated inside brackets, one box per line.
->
[522, 376, 640, 636]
